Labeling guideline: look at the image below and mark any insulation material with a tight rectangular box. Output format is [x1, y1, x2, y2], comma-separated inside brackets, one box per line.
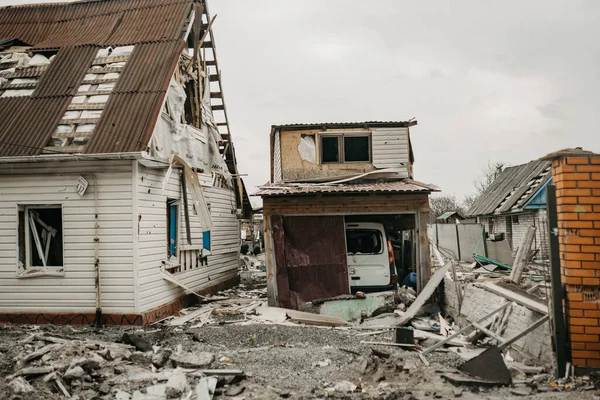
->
[72, 96, 86, 103]
[298, 134, 316, 164]
[1, 53, 30, 68]
[55, 125, 72, 133]
[77, 84, 91, 92]
[111, 46, 134, 57]
[1, 89, 34, 97]
[104, 72, 120, 80]
[171, 155, 213, 231]
[150, 79, 232, 185]
[62, 111, 81, 119]
[76, 124, 96, 133]
[97, 83, 115, 91]
[72, 137, 89, 146]
[11, 78, 37, 84]
[96, 47, 112, 58]
[29, 54, 50, 66]
[88, 95, 109, 103]
[84, 74, 98, 80]
[81, 110, 103, 119]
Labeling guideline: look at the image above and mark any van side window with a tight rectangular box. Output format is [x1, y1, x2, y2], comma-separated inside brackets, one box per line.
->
[346, 229, 382, 254]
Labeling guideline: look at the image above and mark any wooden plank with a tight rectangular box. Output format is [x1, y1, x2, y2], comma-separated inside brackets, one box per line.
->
[67, 103, 105, 111]
[75, 90, 113, 96]
[81, 78, 119, 85]
[360, 341, 415, 348]
[169, 306, 214, 327]
[87, 66, 123, 74]
[472, 322, 506, 343]
[52, 132, 93, 139]
[417, 211, 431, 292]
[92, 55, 129, 65]
[396, 262, 451, 326]
[263, 215, 278, 306]
[59, 118, 100, 125]
[510, 226, 536, 283]
[286, 309, 348, 327]
[479, 282, 548, 314]
[498, 315, 549, 350]
[414, 329, 466, 347]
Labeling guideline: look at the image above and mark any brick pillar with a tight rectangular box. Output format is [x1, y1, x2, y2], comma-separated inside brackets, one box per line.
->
[549, 152, 600, 370]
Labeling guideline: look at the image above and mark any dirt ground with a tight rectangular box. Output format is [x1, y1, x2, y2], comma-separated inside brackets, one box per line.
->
[0, 269, 598, 399]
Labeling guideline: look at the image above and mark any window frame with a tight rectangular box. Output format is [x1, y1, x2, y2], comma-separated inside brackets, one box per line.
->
[16, 204, 65, 278]
[166, 199, 180, 260]
[318, 132, 372, 164]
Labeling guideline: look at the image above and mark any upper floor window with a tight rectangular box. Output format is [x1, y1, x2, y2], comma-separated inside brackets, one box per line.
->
[320, 133, 371, 164]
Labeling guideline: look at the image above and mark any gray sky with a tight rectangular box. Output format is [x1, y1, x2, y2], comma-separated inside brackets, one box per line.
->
[3, 1, 599, 207]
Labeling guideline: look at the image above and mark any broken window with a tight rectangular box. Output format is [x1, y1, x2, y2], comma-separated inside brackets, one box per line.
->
[346, 229, 383, 255]
[18, 205, 63, 269]
[320, 133, 371, 163]
[167, 199, 179, 259]
[512, 215, 520, 224]
[0, 47, 55, 98]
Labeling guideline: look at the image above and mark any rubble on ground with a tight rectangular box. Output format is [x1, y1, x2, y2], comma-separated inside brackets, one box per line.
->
[0, 263, 598, 399]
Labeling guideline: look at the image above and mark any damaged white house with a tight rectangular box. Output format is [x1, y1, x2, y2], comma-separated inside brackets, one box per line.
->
[0, 0, 251, 325]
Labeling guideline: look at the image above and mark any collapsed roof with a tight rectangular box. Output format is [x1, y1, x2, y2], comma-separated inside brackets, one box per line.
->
[0, 0, 194, 156]
[467, 160, 552, 217]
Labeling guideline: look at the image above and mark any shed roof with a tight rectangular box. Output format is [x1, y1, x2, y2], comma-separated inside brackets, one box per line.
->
[271, 121, 417, 131]
[437, 211, 463, 220]
[466, 160, 552, 217]
[0, 0, 192, 157]
[255, 179, 438, 197]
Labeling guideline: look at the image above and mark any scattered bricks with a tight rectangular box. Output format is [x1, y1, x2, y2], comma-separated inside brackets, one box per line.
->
[571, 334, 599, 342]
[571, 350, 600, 359]
[567, 157, 591, 165]
[564, 253, 596, 262]
[560, 220, 594, 229]
[577, 165, 600, 172]
[572, 342, 586, 350]
[582, 261, 600, 269]
[583, 278, 600, 286]
[571, 318, 600, 327]
[557, 197, 578, 205]
[565, 268, 596, 276]
[572, 358, 587, 367]
[560, 188, 592, 197]
[561, 173, 591, 181]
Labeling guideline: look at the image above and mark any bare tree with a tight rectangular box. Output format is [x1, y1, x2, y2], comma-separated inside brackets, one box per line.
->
[429, 194, 465, 223]
[474, 161, 505, 196]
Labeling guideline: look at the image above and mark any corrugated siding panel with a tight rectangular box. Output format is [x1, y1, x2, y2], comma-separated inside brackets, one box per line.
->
[136, 165, 239, 313]
[33, 14, 120, 49]
[273, 130, 282, 182]
[372, 127, 409, 176]
[0, 160, 134, 313]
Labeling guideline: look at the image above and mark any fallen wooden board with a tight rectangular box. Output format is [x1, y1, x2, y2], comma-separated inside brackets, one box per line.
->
[395, 262, 451, 326]
[169, 306, 214, 327]
[286, 310, 348, 327]
[413, 329, 466, 347]
[478, 281, 547, 315]
[441, 372, 508, 387]
[360, 341, 415, 348]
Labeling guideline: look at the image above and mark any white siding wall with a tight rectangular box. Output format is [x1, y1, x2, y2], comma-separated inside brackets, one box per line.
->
[371, 127, 409, 176]
[136, 164, 239, 313]
[0, 160, 134, 313]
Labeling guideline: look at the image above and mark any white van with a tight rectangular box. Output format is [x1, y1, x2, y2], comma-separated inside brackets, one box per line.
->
[345, 222, 397, 292]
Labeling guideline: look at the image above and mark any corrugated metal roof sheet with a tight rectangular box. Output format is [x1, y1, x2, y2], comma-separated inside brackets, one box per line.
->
[0, 96, 71, 156]
[0, 0, 193, 156]
[466, 160, 552, 217]
[272, 121, 417, 131]
[255, 179, 438, 197]
[32, 46, 98, 98]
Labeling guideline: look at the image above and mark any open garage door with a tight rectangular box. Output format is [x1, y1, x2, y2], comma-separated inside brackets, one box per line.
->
[271, 215, 349, 309]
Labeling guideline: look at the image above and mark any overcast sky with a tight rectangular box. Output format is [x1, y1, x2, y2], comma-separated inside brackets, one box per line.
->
[2, 1, 599, 207]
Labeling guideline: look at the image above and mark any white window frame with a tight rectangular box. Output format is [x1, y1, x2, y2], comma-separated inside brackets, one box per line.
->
[16, 204, 65, 278]
[318, 132, 372, 164]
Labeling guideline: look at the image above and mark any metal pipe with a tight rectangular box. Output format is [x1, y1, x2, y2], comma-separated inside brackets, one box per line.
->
[89, 174, 102, 328]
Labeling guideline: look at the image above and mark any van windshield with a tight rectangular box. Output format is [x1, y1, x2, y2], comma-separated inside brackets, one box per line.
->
[346, 229, 383, 255]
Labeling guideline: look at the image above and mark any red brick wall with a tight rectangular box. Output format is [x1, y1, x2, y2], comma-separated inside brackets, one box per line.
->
[552, 155, 600, 368]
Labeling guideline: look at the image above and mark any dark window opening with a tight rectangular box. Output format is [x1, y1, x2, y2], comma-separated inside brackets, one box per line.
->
[346, 229, 383, 255]
[512, 215, 519, 224]
[344, 136, 370, 162]
[321, 136, 339, 163]
[18, 206, 63, 268]
[167, 200, 178, 259]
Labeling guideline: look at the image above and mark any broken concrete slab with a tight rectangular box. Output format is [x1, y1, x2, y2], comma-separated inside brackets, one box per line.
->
[121, 332, 153, 353]
[152, 349, 172, 368]
[64, 365, 86, 380]
[169, 351, 214, 368]
[165, 369, 189, 398]
[441, 372, 508, 387]
[8, 377, 35, 394]
[311, 291, 396, 322]
[458, 347, 512, 385]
